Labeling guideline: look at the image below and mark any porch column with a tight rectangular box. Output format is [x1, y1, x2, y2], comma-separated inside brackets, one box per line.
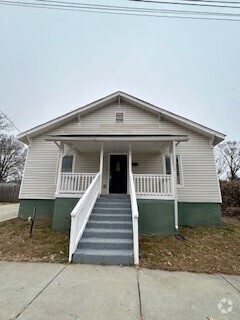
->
[172, 140, 179, 231]
[129, 144, 132, 174]
[99, 143, 104, 193]
[56, 142, 64, 196]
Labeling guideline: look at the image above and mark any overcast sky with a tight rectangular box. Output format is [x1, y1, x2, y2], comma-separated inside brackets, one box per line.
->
[0, 1, 240, 140]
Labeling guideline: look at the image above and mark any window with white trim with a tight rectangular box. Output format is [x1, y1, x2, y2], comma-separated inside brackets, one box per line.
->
[62, 155, 74, 173]
[115, 112, 124, 123]
[164, 155, 182, 185]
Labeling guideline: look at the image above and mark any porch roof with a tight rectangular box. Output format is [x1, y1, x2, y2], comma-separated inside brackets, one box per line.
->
[45, 134, 189, 142]
[45, 134, 189, 153]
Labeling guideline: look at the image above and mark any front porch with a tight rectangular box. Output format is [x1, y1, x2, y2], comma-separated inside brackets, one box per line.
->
[45, 134, 188, 264]
[57, 172, 174, 198]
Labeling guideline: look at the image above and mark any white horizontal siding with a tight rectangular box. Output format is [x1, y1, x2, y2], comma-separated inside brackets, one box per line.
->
[74, 153, 99, 173]
[20, 101, 221, 203]
[20, 137, 59, 199]
[132, 153, 163, 174]
[177, 134, 221, 202]
[51, 103, 162, 135]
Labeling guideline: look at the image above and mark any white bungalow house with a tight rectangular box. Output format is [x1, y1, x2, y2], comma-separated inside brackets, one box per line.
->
[17, 92, 225, 265]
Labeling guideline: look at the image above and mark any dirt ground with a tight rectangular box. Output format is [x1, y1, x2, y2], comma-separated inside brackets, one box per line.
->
[0, 217, 239, 274]
[140, 217, 240, 275]
[0, 219, 68, 263]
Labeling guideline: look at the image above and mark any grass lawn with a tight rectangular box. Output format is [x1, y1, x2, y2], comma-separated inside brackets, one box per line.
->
[140, 217, 240, 274]
[0, 217, 239, 274]
[0, 219, 69, 263]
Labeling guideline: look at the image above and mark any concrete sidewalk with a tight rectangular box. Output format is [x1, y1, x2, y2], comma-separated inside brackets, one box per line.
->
[0, 262, 239, 320]
[0, 203, 19, 222]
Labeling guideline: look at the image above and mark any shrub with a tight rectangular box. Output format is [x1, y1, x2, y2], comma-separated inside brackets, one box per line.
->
[220, 180, 240, 219]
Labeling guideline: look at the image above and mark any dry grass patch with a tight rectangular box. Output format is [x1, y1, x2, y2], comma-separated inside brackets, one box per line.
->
[140, 217, 240, 274]
[0, 218, 69, 263]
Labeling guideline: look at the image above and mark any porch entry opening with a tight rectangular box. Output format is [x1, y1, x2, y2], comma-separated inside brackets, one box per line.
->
[109, 155, 127, 194]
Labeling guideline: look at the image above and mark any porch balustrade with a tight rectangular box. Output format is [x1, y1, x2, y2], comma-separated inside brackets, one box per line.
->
[58, 172, 173, 196]
[59, 173, 97, 194]
[133, 174, 173, 196]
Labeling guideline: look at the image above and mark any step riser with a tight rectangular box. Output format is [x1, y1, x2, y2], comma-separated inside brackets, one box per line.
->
[78, 242, 133, 250]
[90, 214, 132, 221]
[100, 195, 130, 199]
[97, 199, 130, 204]
[95, 203, 131, 209]
[87, 221, 132, 229]
[83, 231, 133, 239]
[73, 254, 133, 265]
[93, 208, 131, 215]
[74, 194, 133, 266]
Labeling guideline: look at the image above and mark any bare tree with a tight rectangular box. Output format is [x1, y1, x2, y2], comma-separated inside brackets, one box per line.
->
[0, 134, 27, 183]
[0, 111, 13, 132]
[215, 141, 240, 180]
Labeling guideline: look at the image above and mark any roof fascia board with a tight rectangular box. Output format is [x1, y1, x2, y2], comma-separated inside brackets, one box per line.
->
[45, 135, 189, 142]
[17, 92, 120, 140]
[17, 91, 225, 143]
[118, 92, 226, 140]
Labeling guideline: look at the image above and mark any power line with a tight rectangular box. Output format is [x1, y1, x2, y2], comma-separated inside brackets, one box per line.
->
[129, 0, 240, 9]
[1, 0, 240, 16]
[28, 0, 240, 10]
[1, 0, 240, 21]
[0, 110, 21, 133]
[131, 0, 240, 4]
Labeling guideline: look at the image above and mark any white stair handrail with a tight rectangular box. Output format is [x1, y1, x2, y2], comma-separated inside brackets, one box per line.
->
[69, 172, 101, 262]
[129, 170, 139, 265]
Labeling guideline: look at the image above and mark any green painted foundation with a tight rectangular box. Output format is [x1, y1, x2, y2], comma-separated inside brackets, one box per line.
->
[19, 198, 222, 235]
[52, 198, 80, 232]
[137, 200, 177, 235]
[18, 199, 55, 220]
[178, 202, 222, 226]
[137, 200, 222, 235]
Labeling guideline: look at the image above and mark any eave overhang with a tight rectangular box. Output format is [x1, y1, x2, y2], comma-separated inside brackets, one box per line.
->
[44, 134, 189, 143]
[17, 91, 225, 146]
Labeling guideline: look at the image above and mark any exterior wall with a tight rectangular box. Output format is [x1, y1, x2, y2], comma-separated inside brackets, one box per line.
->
[19, 137, 59, 199]
[19, 199, 55, 219]
[52, 198, 79, 232]
[132, 153, 163, 174]
[138, 200, 222, 235]
[18, 198, 222, 233]
[178, 202, 222, 226]
[74, 153, 99, 173]
[57, 102, 162, 135]
[19, 101, 221, 204]
[138, 200, 176, 235]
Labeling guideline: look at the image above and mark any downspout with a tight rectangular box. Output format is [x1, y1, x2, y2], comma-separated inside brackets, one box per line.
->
[172, 140, 179, 231]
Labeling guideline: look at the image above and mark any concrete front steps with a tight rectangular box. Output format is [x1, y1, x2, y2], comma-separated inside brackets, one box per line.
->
[73, 195, 134, 265]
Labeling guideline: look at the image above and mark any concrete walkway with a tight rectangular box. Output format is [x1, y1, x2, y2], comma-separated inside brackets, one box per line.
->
[0, 262, 239, 320]
[0, 203, 19, 222]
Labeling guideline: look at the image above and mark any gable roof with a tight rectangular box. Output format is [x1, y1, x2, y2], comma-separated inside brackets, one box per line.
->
[17, 91, 225, 145]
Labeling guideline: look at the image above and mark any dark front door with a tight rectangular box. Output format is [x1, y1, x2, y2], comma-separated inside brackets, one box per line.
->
[109, 155, 127, 194]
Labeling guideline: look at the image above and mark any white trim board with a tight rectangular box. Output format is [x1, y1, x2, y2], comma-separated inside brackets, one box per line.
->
[17, 91, 225, 145]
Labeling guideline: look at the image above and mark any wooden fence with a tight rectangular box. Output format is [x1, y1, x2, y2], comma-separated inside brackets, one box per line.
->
[0, 184, 20, 202]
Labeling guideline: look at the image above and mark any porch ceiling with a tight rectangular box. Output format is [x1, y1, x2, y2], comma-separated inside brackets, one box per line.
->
[45, 134, 189, 153]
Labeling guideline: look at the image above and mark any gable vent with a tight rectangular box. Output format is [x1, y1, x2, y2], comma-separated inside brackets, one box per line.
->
[116, 112, 124, 123]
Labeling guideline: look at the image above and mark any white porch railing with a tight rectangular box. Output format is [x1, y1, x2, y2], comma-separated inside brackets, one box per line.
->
[69, 172, 101, 262]
[59, 173, 97, 194]
[129, 171, 139, 265]
[133, 174, 173, 196]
